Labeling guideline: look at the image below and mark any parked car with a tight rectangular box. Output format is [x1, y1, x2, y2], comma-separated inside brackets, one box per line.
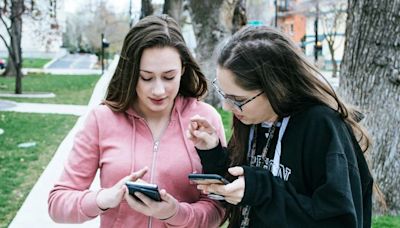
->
[0, 58, 6, 69]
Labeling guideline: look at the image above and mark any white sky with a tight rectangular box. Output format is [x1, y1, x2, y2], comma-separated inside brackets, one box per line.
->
[65, 0, 164, 14]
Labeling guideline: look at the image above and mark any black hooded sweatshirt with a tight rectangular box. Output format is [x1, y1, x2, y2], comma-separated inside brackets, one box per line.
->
[197, 105, 373, 228]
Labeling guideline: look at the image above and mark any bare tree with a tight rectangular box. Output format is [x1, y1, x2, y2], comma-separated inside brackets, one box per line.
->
[0, 0, 24, 94]
[339, 0, 400, 214]
[141, 0, 154, 19]
[163, 0, 183, 25]
[320, 1, 346, 78]
[187, 0, 239, 106]
[63, 1, 129, 59]
[0, 0, 57, 94]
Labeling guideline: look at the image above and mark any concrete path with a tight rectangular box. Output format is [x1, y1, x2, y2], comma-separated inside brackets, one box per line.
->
[7, 55, 118, 228]
[22, 53, 101, 75]
[0, 101, 88, 116]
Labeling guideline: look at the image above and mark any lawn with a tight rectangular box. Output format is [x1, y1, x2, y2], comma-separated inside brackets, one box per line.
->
[373, 215, 400, 228]
[0, 112, 77, 228]
[219, 108, 233, 140]
[0, 74, 100, 105]
[23, 58, 52, 68]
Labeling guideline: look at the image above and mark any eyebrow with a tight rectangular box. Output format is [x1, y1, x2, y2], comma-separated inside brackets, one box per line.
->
[139, 69, 177, 74]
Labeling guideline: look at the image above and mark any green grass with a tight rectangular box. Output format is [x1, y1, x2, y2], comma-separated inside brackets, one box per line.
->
[0, 74, 100, 105]
[22, 58, 52, 68]
[218, 108, 233, 140]
[0, 112, 77, 228]
[373, 215, 400, 227]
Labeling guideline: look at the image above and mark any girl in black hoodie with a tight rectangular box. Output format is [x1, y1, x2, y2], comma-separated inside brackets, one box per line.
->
[187, 26, 373, 228]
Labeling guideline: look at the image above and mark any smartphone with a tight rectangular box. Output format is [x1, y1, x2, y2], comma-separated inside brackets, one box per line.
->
[125, 181, 161, 202]
[188, 173, 230, 185]
[188, 174, 230, 201]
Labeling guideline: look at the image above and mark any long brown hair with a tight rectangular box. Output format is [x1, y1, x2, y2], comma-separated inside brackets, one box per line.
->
[217, 26, 371, 227]
[104, 15, 207, 111]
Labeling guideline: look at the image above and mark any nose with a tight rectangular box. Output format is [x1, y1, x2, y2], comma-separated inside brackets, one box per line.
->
[152, 79, 165, 96]
[222, 100, 236, 112]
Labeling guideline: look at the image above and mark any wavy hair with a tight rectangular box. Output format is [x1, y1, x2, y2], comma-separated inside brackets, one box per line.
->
[104, 15, 207, 111]
[217, 26, 371, 227]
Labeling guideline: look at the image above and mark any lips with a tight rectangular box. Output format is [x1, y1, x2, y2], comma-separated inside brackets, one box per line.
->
[150, 97, 166, 105]
[234, 114, 244, 120]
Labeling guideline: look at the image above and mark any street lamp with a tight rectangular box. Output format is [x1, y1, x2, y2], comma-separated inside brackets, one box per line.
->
[101, 33, 110, 75]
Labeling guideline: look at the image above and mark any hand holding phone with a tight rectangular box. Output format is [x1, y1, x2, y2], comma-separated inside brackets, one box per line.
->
[188, 173, 230, 185]
[125, 181, 161, 202]
[188, 173, 230, 201]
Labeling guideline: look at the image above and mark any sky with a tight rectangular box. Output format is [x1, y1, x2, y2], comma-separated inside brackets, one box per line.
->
[64, 0, 164, 14]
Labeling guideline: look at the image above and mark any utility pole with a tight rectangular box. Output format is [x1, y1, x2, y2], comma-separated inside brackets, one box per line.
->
[314, 2, 319, 63]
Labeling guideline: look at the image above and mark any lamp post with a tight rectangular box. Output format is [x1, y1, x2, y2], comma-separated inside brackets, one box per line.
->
[101, 33, 110, 75]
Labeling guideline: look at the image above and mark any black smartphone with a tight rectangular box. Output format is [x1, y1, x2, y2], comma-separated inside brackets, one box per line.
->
[125, 181, 161, 202]
[188, 174, 230, 201]
[188, 173, 230, 185]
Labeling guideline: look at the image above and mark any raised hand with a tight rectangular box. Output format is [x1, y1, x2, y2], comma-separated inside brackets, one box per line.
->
[186, 115, 219, 150]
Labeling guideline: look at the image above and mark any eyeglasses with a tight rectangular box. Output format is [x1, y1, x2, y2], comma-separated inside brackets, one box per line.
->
[212, 78, 263, 112]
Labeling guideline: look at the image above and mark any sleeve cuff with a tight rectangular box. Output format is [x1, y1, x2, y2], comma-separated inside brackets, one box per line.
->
[80, 189, 105, 218]
[196, 141, 223, 157]
[240, 166, 257, 206]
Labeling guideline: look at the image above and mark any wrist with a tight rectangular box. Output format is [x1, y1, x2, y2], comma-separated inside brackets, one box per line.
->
[96, 188, 109, 211]
[158, 201, 179, 220]
[210, 138, 219, 149]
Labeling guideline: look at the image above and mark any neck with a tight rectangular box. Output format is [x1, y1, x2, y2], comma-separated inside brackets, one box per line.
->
[134, 104, 173, 141]
[133, 102, 174, 122]
[262, 114, 279, 124]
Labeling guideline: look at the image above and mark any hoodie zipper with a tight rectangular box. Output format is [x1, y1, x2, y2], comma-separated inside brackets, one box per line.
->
[145, 119, 170, 228]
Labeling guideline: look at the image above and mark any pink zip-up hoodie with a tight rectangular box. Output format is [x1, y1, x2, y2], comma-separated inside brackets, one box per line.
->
[48, 96, 227, 228]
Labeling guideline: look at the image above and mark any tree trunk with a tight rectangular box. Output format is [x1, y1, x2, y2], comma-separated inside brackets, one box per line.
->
[232, 0, 247, 34]
[327, 42, 337, 78]
[162, 0, 183, 25]
[188, 0, 238, 106]
[339, 0, 400, 215]
[4, 0, 24, 93]
[140, 0, 154, 19]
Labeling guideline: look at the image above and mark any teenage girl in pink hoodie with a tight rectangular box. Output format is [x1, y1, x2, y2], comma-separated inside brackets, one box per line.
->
[48, 15, 226, 228]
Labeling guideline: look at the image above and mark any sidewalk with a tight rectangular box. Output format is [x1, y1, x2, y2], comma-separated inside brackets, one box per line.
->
[7, 56, 119, 228]
[0, 101, 88, 116]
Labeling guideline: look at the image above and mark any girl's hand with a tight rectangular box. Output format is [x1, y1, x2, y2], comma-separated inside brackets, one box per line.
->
[197, 167, 245, 205]
[125, 188, 179, 220]
[96, 167, 148, 210]
[186, 115, 219, 150]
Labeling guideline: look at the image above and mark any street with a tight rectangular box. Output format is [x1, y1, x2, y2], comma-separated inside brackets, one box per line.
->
[47, 53, 98, 70]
